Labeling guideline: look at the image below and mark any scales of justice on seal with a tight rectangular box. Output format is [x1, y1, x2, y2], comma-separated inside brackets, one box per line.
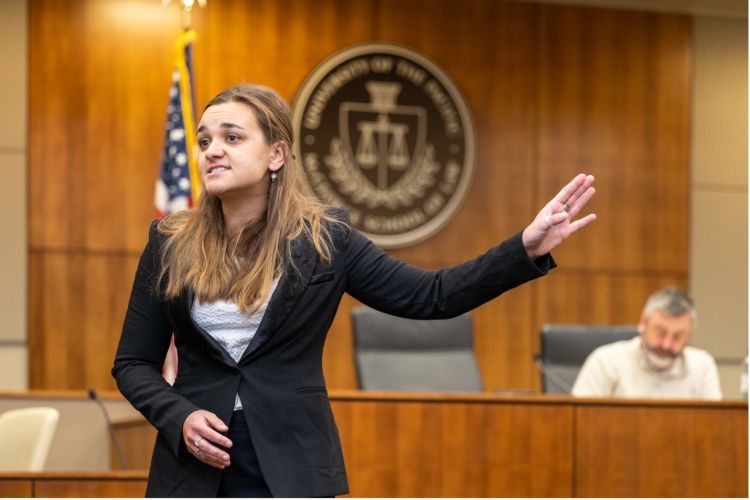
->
[292, 42, 476, 249]
[342, 81, 423, 190]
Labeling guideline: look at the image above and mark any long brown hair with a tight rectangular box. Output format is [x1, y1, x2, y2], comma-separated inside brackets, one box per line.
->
[157, 84, 341, 312]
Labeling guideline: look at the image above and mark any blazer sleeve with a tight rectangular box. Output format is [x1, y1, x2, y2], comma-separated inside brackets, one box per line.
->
[112, 221, 200, 456]
[342, 223, 555, 319]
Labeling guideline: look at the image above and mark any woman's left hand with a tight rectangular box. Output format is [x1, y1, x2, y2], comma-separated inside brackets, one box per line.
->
[522, 173, 596, 260]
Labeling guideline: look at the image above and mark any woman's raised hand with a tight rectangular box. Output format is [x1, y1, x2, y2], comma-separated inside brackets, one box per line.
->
[522, 173, 596, 260]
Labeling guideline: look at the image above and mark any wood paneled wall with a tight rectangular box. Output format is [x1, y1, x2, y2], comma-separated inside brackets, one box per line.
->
[28, 0, 691, 391]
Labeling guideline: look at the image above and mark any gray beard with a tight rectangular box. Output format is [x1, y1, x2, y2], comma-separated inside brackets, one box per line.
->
[643, 344, 678, 371]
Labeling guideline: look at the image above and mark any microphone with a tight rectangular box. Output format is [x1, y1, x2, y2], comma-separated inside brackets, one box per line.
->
[88, 389, 129, 470]
[533, 356, 574, 394]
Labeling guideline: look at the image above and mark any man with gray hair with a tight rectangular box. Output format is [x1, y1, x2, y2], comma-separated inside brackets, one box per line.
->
[571, 286, 722, 399]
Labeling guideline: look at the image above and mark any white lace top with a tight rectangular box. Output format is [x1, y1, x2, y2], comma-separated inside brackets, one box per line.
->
[191, 278, 279, 410]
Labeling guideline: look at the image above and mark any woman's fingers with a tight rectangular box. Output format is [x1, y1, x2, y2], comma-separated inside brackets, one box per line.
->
[204, 412, 230, 435]
[565, 186, 596, 219]
[524, 173, 597, 259]
[190, 433, 231, 468]
[202, 426, 233, 449]
[185, 410, 232, 447]
[563, 177, 592, 209]
[545, 211, 569, 228]
[195, 437, 231, 468]
[554, 173, 594, 212]
[569, 213, 597, 234]
[552, 173, 588, 207]
[183, 410, 233, 469]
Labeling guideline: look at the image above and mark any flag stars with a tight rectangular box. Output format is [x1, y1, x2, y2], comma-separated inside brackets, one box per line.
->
[170, 128, 185, 141]
[156, 39, 196, 218]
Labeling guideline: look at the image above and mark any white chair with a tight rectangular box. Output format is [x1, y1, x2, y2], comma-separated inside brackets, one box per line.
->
[0, 407, 60, 471]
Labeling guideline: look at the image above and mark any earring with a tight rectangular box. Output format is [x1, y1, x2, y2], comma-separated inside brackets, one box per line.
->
[270, 171, 278, 183]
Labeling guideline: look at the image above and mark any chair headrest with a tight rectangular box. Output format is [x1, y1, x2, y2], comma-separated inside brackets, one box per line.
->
[352, 308, 474, 351]
[540, 324, 638, 364]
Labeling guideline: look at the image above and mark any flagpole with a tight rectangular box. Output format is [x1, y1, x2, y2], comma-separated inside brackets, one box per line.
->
[175, 31, 201, 202]
[175, 1, 205, 200]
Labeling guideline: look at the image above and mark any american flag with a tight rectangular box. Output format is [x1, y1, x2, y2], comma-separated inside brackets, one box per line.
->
[155, 30, 200, 383]
[155, 29, 200, 217]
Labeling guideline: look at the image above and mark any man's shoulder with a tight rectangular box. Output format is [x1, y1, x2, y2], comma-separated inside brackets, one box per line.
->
[683, 344, 718, 366]
[588, 337, 639, 360]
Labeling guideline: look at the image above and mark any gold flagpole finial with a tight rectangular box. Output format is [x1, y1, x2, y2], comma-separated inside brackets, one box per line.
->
[162, 0, 207, 31]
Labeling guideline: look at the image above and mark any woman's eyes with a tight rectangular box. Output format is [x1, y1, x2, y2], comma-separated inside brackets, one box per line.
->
[197, 134, 241, 150]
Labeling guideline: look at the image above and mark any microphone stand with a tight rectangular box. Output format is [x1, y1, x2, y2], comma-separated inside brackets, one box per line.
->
[88, 389, 129, 470]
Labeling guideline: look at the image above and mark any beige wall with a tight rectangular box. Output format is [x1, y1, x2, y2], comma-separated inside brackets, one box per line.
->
[690, 16, 748, 398]
[0, 1, 747, 397]
[0, 0, 27, 391]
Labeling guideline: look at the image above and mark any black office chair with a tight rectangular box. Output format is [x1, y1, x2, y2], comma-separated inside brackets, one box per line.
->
[351, 307, 483, 391]
[536, 324, 638, 394]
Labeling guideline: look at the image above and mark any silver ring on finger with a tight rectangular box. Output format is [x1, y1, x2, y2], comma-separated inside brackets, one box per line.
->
[194, 446, 201, 457]
[562, 202, 569, 211]
[194, 436, 203, 449]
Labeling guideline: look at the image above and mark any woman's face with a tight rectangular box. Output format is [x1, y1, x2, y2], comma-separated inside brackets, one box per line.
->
[196, 101, 284, 200]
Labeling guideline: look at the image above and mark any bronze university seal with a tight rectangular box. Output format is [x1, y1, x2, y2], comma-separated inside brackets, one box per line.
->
[292, 43, 475, 248]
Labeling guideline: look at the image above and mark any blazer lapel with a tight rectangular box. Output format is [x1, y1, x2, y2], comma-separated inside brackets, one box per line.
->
[239, 236, 318, 363]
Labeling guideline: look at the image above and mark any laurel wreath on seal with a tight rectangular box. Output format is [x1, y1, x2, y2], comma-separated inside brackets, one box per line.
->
[324, 137, 440, 209]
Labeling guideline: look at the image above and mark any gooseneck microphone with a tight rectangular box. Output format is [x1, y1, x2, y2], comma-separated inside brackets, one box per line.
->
[533, 356, 574, 394]
[88, 389, 129, 470]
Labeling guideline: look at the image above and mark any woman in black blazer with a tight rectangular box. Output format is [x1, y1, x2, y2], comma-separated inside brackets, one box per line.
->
[112, 83, 596, 498]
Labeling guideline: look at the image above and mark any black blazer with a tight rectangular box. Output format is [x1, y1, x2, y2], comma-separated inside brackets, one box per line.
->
[112, 208, 554, 497]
